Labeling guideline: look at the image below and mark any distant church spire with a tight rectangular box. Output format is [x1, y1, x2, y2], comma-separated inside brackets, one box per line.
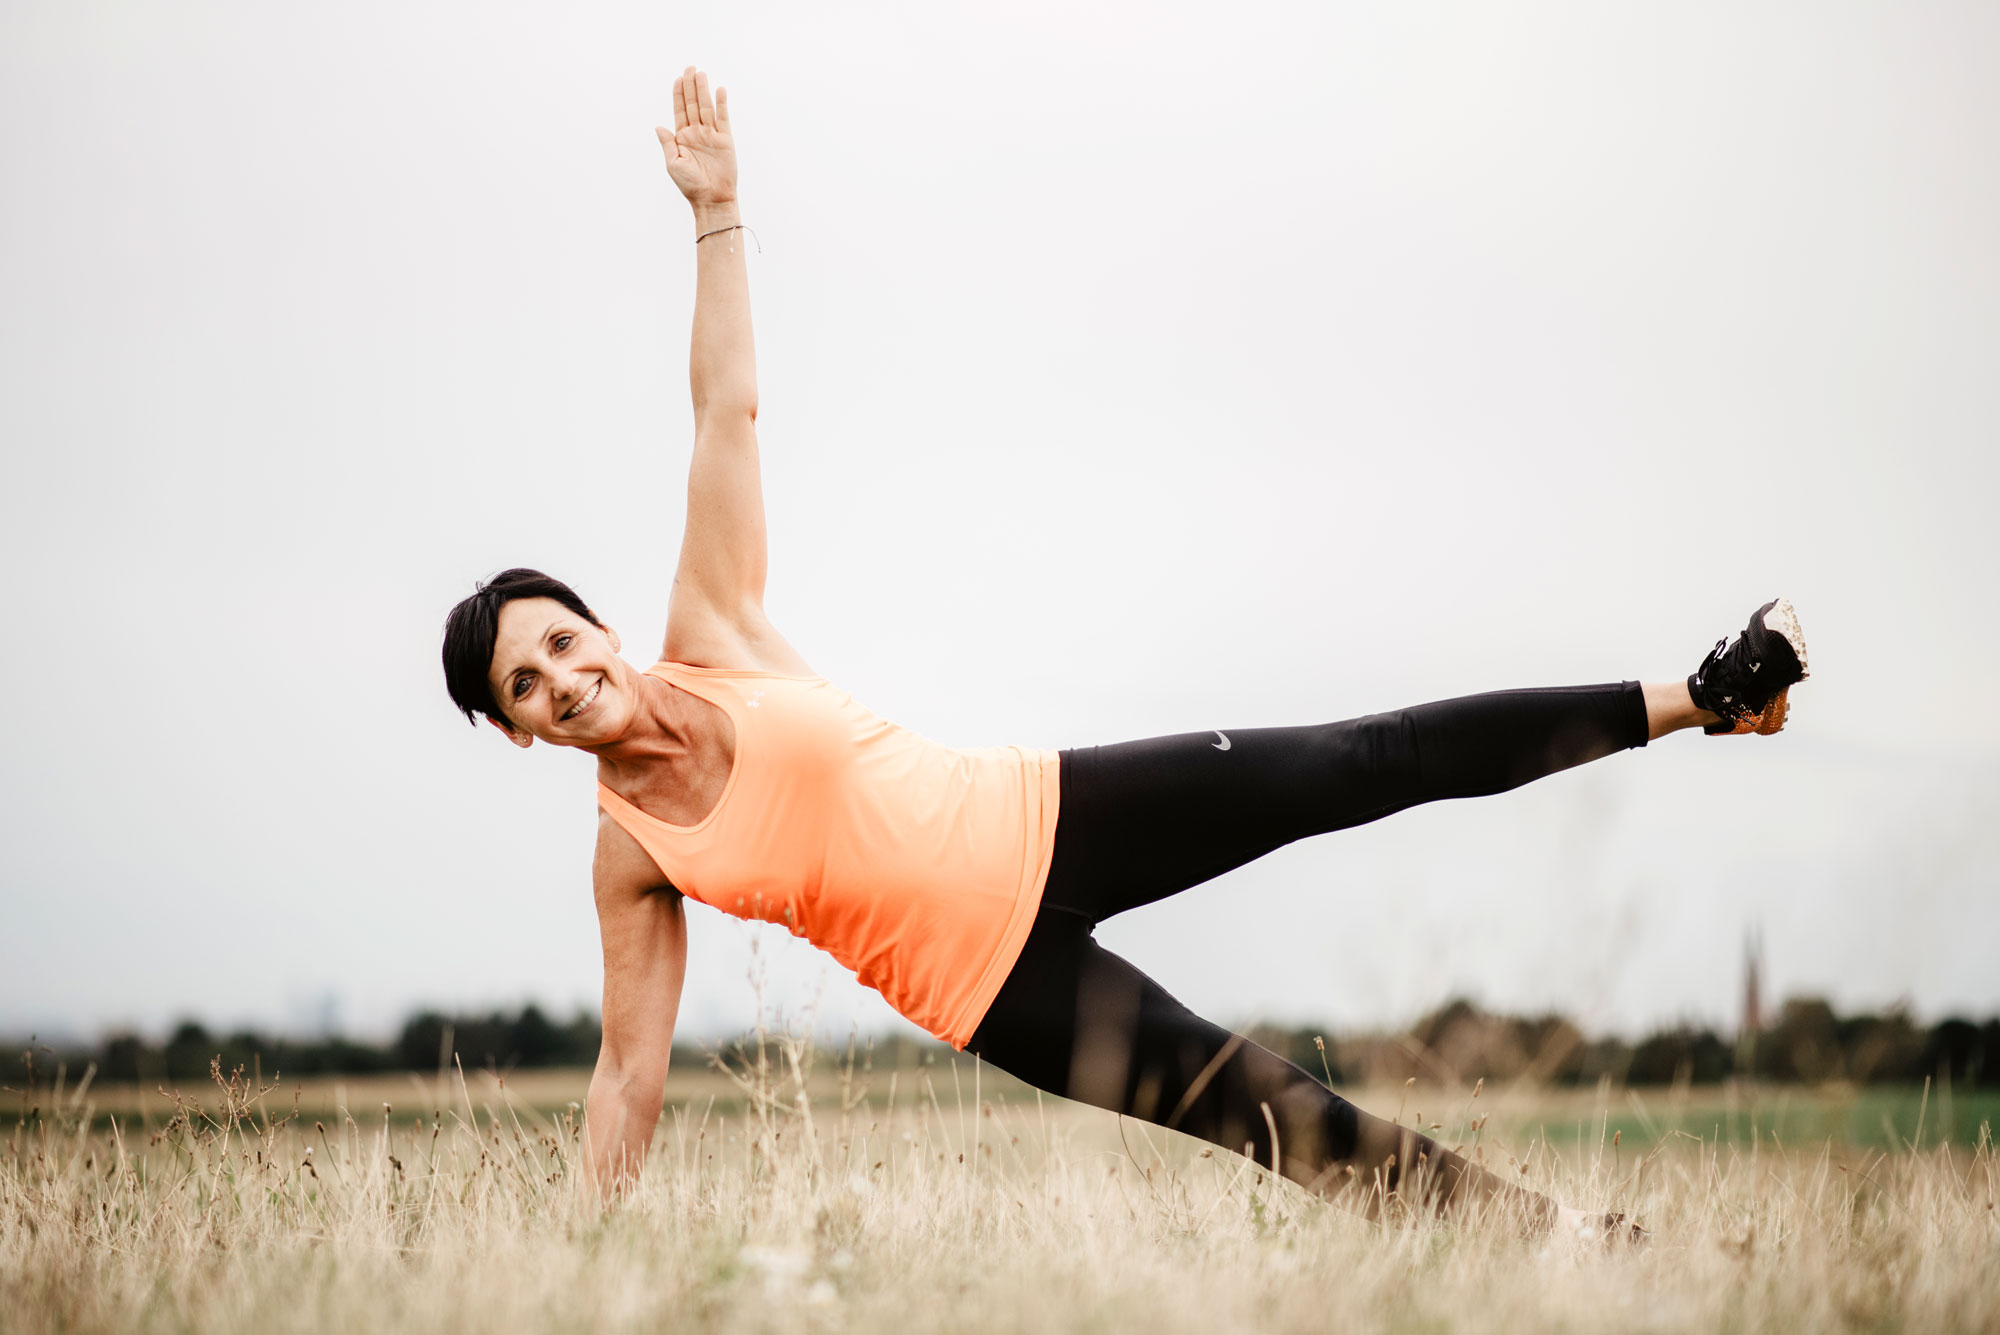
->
[1740, 925, 1764, 1038]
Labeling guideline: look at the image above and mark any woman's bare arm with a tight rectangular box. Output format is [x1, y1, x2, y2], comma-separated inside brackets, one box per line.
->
[583, 819, 687, 1198]
[655, 67, 807, 672]
[662, 67, 754, 421]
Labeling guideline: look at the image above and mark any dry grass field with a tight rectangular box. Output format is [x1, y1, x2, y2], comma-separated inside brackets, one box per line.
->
[5, 1043, 1996, 1334]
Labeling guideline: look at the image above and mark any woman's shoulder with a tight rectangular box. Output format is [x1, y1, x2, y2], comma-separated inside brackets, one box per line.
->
[660, 600, 819, 678]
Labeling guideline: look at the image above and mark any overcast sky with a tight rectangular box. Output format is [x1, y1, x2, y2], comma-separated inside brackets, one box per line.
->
[3, 1, 1995, 1048]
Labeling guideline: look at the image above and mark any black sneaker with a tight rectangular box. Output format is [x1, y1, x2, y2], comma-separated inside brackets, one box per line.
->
[1596, 1212, 1651, 1249]
[1557, 1210, 1652, 1250]
[1688, 597, 1810, 735]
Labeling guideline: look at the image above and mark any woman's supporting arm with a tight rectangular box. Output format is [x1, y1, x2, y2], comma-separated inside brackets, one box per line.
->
[583, 819, 688, 1199]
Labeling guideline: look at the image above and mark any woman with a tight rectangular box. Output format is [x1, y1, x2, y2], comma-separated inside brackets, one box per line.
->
[441, 68, 1808, 1238]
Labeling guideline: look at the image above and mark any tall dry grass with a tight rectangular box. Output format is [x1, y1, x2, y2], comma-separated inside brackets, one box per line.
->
[4, 1036, 1996, 1334]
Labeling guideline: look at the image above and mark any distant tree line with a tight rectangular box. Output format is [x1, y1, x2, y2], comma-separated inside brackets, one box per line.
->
[15, 996, 2000, 1088]
[1252, 997, 2000, 1088]
[83, 1006, 646, 1084]
[29, 1005, 938, 1087]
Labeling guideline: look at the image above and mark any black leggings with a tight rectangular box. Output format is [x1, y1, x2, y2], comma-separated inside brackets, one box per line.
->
[965, 682, 1650, 1224]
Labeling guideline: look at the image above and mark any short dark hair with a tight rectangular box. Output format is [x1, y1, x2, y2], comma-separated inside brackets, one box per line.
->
[441, 568, 605, 727]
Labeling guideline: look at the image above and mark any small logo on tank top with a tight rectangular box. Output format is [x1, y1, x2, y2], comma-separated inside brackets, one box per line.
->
[747, 690, 765, 709]
[1211, 730, 1231, 751]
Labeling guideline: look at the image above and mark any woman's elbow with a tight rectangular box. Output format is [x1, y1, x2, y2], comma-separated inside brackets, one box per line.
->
[692, 390, 758, 427]
[593, 1047, 669, 1099]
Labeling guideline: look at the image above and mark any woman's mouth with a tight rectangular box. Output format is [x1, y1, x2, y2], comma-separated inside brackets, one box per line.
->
[561, 678, 603, 722]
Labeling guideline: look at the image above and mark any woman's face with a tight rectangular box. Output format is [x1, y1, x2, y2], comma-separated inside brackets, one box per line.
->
[484, 596, 634, 748]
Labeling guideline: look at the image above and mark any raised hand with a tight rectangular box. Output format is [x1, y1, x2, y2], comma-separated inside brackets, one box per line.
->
[656, 66, 737, 209]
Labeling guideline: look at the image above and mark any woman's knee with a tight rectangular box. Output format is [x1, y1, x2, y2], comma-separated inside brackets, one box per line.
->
[1300, 712, 1425, 814]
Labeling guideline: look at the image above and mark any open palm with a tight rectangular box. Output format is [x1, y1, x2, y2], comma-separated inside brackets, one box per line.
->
[657, 66, 737, 206]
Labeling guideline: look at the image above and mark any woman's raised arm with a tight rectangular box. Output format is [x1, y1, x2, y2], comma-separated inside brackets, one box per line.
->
[656, 67, 787, 662]
[663, 67, 755, 422]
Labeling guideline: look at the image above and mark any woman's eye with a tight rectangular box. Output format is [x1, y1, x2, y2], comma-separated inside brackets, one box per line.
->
[554, 635, 573, 651]
[512, 675, 532, 699]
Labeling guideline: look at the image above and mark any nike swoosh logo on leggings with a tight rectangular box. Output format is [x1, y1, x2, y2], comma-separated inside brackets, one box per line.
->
[1212, 731, 1231, 751]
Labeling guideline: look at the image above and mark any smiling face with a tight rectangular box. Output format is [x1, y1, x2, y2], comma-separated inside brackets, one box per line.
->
[484, 596, 635, 748]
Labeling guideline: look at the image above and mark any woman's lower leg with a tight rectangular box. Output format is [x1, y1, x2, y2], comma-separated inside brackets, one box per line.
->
[968, 927, 1563, 1231]
[1133, 1005, 1559, 1228]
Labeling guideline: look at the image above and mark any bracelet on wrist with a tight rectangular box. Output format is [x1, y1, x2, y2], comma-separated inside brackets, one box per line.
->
[695, 222, 761, 253]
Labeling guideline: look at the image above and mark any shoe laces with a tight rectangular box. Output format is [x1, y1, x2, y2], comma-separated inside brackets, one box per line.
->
[1693, 635, 1757, 723]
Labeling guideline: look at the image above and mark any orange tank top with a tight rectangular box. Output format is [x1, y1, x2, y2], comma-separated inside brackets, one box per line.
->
[594, 662, 1061, 1049]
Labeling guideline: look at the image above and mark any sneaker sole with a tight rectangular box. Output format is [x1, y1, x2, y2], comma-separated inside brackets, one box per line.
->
[1754, 685, 1790, 735]
[1762, 596, 1809, 681]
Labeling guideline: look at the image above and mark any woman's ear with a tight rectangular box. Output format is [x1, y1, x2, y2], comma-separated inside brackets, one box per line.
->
[606, 625, 622, 653]
[486, 715, 533, 749]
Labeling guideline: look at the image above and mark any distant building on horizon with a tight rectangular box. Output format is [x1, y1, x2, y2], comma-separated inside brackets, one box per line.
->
[1740, 926, 1764, 1038]
[1736, 926, 1764, 1076]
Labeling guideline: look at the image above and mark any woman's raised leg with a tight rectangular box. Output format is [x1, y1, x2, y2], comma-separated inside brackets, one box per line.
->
[1043, 680, 1652, 922]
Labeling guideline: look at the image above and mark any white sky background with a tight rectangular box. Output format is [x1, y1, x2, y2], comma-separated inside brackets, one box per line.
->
[3, 1, 1996, 1047]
